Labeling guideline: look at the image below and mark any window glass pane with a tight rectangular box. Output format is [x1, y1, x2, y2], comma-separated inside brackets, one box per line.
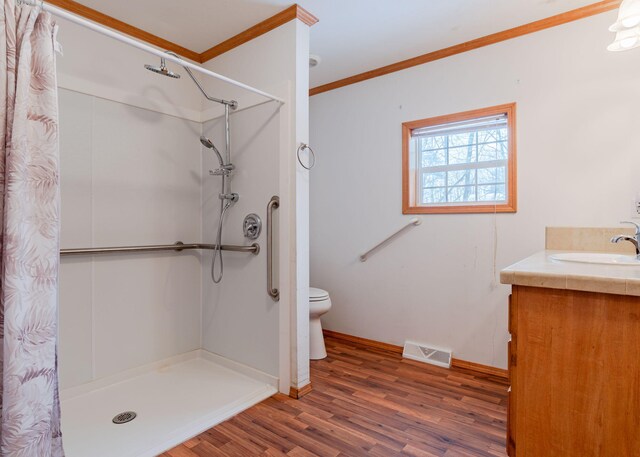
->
[477, 167, 506, 184]
[478, 128, 507, 144]
[409, 110, 513, 210]
[448, 132, 476, 147]
[477, 184, 507, 202]
[422, 149, 446, 167]
[497, 140, 508, 160]
[448, 186, 476, 202]
[421, 135, 446, 151]
[423, 187, 446, 204]
[448, 146, 476, 165]
[447, 169, 476, 187]
[478, 142, 499, 162]
[423, 172, 446, 188]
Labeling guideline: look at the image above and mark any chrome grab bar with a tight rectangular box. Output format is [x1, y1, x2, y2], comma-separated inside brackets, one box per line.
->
[359, 218, 421, 262]
[60, 242, 260, 257]
[267, 196, 280, 301]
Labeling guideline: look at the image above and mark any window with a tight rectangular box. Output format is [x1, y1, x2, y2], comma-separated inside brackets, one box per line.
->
[402, 103, 517, 214]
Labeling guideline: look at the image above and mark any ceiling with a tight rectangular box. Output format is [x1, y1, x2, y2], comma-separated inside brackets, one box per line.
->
[77, 0, 605, 88]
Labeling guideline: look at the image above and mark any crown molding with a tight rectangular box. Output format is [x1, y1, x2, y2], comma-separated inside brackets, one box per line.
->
[199, 5, 318, 63]
[43, 1, 618, 96]
[309, 0, 621, 96]
[46, 1, 318, 64]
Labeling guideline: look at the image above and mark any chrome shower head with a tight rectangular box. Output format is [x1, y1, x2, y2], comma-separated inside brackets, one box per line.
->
[144, 58, 180, 79]
[200, 136, 225, 167]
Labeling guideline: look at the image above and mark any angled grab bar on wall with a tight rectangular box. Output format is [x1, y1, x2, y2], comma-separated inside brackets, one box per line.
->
[359, 218, 422, 262]
[60, 242, 260, 257]
[267, 196, 280, 301]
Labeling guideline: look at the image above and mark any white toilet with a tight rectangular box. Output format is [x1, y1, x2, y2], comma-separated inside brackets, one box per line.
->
[309, 287, 332, 360]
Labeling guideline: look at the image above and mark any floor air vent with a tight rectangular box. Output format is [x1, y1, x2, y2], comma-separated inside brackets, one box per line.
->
[402, 341, 452, 368]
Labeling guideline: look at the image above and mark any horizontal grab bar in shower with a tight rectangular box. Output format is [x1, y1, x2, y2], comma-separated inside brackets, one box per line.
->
[359, 218, 421, 262]
[60, 242, 260, 257]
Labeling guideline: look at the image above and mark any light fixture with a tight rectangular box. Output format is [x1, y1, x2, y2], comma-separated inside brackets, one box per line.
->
[608, 0, 640, 51]
[608, 26, 640, 51]
[610, 0, 640, 32]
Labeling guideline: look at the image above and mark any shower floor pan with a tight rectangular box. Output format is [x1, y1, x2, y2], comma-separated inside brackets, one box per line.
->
[60, 350, 277, 457]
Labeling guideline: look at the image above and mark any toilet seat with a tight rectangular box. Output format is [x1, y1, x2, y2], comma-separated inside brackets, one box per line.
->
[309, 287, 329, 302]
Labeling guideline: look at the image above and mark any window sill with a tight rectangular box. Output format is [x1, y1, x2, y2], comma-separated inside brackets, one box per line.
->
[403, 203, 517, 214]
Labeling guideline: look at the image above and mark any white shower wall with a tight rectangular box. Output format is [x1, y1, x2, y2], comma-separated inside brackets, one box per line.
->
[55, 18, 203, 121]
[201, 103, 281, 377]
[58, 88, 203, 389]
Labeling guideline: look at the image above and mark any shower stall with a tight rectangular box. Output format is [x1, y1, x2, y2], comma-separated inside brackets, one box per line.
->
[41, 2, 312, 456]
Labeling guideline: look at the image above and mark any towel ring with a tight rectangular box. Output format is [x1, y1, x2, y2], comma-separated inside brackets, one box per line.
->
[297, 143, 316, 170]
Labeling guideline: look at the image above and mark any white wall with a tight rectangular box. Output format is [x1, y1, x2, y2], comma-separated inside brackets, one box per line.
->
[293, 21, 311, 390]
[309, 11, 640, 369]
[58, 89, 203, 389]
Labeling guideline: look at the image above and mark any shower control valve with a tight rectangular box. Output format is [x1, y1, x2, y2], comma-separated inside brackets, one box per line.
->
[243, 214, 262, 240]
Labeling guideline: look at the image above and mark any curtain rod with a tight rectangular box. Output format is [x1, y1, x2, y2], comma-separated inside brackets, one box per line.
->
[17, 0, 285, 105]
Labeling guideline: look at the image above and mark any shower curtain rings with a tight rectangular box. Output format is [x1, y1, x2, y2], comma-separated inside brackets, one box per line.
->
[297, 143, 316, 170]
[16, 0, 44, 11]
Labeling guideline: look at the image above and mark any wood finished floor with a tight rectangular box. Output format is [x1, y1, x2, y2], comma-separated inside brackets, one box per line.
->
[161, 337, 508, 457]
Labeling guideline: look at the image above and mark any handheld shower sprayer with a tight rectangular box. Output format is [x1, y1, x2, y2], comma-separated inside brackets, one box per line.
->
[201, 136, 235, 177]
[200, 136, 224, 167]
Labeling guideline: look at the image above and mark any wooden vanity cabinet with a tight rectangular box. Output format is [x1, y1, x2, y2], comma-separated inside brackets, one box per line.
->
[507, 285, 640, 457]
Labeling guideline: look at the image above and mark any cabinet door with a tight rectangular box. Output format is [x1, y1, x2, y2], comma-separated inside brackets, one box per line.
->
[513, 286, 640, 456]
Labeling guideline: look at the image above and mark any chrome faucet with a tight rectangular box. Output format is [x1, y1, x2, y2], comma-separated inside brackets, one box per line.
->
[611, 221, 640, 257]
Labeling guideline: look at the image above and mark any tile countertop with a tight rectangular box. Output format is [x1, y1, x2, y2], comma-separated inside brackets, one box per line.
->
[500, 250, 640, 297]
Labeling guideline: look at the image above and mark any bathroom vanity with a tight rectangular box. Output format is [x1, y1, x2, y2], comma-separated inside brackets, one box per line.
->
[501, 250, 640, 457]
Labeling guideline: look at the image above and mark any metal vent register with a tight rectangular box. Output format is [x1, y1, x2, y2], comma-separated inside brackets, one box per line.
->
[402, 341, 452, 368]
[112, 411, 137, 424]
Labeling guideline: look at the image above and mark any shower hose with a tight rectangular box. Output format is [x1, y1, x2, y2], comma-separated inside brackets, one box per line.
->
[212, 199, 231, 283]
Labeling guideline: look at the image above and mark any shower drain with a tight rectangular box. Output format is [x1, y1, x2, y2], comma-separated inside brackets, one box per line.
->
[112, 411, 137, 424]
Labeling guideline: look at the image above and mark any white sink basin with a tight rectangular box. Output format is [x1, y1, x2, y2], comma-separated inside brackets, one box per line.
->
[550, 252, 640, 266]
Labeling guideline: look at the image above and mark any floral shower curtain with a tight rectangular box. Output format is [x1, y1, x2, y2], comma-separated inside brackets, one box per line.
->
[0, 0, 64, 456]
